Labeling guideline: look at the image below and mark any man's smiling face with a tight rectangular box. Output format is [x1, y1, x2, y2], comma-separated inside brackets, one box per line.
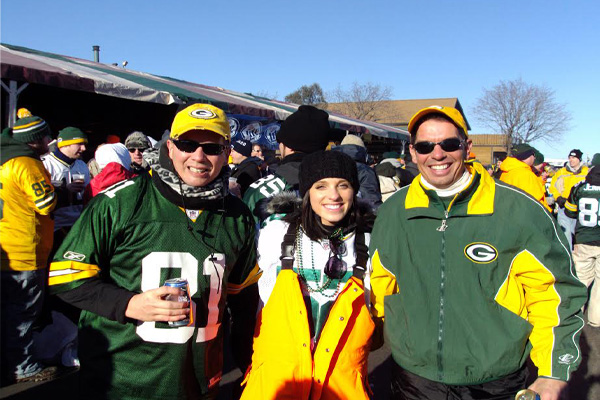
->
[409, 118, 471, 189]
[167, 130, 229, 187]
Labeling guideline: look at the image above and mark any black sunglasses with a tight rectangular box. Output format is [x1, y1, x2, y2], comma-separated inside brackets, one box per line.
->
[127, 147, 146, 153]
[172, 140, 226, 155]
[413, 138, 465, 154]
[324, 239, 347, 280]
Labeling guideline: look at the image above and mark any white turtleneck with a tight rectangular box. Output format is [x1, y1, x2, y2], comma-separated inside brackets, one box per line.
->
[420, 168, 472, 198]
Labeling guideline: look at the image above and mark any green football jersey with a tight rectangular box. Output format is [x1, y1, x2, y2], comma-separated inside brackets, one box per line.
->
[242, 173, 292, 225]
[565, 180, 600, 245]
[49, 174, 259, 400]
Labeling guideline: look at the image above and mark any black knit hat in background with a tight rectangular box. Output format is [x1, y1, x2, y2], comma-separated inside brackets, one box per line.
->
[276, 105, 331, 154]
[569, 149, 583, 160]
[231, 139, 252, 157]
[12, 115, 52, 143]
[299, 150, 359, 197]
[512, 143, 536, 161]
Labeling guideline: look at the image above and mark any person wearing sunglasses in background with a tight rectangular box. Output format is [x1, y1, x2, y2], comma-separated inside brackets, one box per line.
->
[47, 104, 260, 400]
[124, 131, 152, 175]
[250, 142, 264, 160]
[230, 139, 262, 197]
[369, 106, 587, 400]
[241, 150, 377, 399]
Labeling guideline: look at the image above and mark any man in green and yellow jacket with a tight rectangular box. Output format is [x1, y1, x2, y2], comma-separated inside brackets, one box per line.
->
[549, 149, 589, 249]
[370, 106, 587, 400]
[1, 114, 58, 384]
[499, 143, 551, 212]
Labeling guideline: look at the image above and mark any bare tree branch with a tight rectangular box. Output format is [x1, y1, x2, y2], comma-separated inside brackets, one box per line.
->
[327, 82, 393, 121]
[252, 90, 279, 101]
[284, 83, 327, 107]
[472, 78, 571, 153]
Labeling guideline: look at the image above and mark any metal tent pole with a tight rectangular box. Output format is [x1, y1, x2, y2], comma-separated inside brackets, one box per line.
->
[1, 80, 29, 127]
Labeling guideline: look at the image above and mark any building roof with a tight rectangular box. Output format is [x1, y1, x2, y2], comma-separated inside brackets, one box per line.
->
[327, 98, 471, 131]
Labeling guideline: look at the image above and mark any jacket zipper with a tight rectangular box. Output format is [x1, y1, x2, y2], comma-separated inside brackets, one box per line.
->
[437, 209, 448, 381]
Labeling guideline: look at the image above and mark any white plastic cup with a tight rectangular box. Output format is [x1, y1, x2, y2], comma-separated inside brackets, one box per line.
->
[71, 173, 85, 183]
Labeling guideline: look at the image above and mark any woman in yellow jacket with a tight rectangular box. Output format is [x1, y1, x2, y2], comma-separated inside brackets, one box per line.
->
[240, 151, 377, 400]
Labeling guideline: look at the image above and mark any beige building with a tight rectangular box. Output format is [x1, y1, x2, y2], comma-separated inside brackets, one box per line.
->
[468, 134, 508, 165]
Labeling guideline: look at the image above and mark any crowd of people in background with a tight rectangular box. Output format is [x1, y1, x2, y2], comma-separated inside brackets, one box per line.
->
[1, 103, 598, 400]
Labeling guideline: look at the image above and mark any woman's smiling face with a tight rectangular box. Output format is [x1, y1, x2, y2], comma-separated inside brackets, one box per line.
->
[309, 178, 354, 226]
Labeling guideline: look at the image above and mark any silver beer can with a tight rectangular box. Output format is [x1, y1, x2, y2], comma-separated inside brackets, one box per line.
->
[164, 278, 190, 327]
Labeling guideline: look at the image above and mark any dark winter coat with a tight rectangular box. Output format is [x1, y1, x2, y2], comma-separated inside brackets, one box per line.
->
[231, 156, 262, 196]
[332, 144, 382, 209]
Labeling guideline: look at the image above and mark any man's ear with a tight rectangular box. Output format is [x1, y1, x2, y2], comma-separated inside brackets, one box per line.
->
[464, 139, 473, 159]
[409, 144, 417, 163]
[166, 139, 174, 157]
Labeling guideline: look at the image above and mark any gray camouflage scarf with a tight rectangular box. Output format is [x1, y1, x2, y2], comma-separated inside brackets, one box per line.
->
[143, 144, 229, 208]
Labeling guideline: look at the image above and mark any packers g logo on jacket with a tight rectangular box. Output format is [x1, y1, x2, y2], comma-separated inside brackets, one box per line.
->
[464, 242, 498, 264]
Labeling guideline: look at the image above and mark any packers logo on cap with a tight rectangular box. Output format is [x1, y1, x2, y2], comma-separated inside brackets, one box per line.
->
[170, 103, 231, 141]
[190, 108, 217, 119]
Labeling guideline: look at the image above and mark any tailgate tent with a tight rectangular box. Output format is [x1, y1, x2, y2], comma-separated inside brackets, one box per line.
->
[1, 43, 408, 150]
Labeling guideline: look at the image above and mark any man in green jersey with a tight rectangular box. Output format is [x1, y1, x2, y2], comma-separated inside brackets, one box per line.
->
[48, 104, 260, 400]
[565, 153, 600, 328]
[369, 106, 587, 400]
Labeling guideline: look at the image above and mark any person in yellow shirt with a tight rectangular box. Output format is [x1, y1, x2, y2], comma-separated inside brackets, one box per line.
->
[1, 113, 58, 384]
[549, 149, 589, 248]
[499, 144, 551, 212]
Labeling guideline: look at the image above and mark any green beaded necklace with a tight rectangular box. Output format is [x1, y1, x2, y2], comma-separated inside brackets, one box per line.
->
[295, 226, 343, 298]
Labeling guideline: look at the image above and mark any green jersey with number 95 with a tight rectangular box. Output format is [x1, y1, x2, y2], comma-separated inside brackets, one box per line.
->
[565, 178, 600, 245]
[49, 174, 259, 400]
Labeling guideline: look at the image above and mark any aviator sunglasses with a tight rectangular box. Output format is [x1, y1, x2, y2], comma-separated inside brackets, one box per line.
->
[171, 140, 226, 155]
[324, 239, 347, 280]
[412, 138, 465, 155]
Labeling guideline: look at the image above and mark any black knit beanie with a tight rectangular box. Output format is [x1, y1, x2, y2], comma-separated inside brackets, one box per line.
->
[299, 150, 359, 197]
[512, 143, 536, 161]
[12, 115, 52, 143]
[569, 149, 583, 160]
[276, 105, 331, 153]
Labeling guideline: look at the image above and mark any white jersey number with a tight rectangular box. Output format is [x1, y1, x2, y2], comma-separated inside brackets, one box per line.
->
[249, 175, 286, 198]
[578, 198, 600, 227]
[136, 252, 224, 344]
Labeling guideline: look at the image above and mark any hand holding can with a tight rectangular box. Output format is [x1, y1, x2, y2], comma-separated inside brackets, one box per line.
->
[164, 278, 192, 327]
[515, 389, 540, 400]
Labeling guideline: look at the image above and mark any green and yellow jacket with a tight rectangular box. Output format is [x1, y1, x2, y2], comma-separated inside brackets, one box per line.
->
[1, 134, 56, 271]
[549, 164, 588, 202]
[369, 162, 587, 385]
[499, 156, 551, 212]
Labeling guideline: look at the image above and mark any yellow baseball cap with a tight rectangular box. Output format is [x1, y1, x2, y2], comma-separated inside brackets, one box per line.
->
[407, 105, 468, 138]
[170, 103, 231, 141]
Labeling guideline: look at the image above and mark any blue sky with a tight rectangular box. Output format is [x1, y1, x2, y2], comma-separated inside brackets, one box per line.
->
[2, 0, 599, 160]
